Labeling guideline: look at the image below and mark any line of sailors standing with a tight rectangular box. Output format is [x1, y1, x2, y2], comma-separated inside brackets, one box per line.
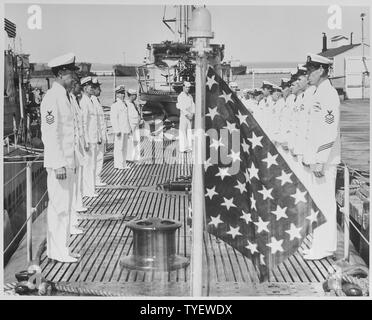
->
[235, 53, 341, 261]
[40, 53, 142, 263]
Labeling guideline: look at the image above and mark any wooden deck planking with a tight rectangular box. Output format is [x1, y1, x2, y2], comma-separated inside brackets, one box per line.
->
[36, 139, 340, 296]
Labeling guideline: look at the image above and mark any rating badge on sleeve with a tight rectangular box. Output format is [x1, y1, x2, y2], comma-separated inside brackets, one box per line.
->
[325, 110, 334, 124]
[46, 110, 55, 125]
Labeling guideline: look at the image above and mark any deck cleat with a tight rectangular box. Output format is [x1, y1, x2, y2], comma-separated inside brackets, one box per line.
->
[121, 217, 189, 271]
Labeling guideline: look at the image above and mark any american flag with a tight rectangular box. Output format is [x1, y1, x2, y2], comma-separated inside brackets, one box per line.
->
[204, 67, 326, 281]
[4, 18, 16, 38]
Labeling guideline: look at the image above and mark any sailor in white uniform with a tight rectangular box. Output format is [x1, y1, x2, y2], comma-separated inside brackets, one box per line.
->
[177, 81, 195, 153]
[91, 78, 107, 186]
[257, 81, 274, 131]
[40, 53, 80, 263]
[110, 85, 131, 169]
[80, 76, 101, 197]
[275, 78, 292, 146]
[302, 54, 341, 260]
[126, 89, 143, 161]
[69, 76, 87, 236]
[270, 85, 285, 143]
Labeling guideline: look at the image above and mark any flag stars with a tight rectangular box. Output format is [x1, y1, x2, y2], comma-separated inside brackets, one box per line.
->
[240, 211, 252, 224]
[208, 214, 223, 228]
[258, 185, 274, 200]
[228, 151, 241, 163]
[205, 186, 218, 200]
[206, 106, 219, 121]
[246, 240, 258, 254]
[223, 121, 238, 133]
[204, 158, 213, 171]
[244, 169, 250, 183]
[210, 138, 225, 150]
[286, 223, 302, 241]
[234, 180, 247, 194]
[236, 110, 248, 126]
[248, 132, 263, 149]
[291, 188, 307, 205]
[216, 167, 230, 181]
[250, 194, 257, 211]
[248, 162, 259, 180]
[262, 152, 278, 169]
[221, 197, 236, 210]
[306, 209, 319, 224]
[226, 226, 242, 239]
[254, 217, 270, 233]
[271, 205, 288, 221]
[266, 237, 284, 254]
[277, 170, 292, 186]
[241, 139, 250, 153]
[206, 75, 218, 90]
[219, 90, 234, 104]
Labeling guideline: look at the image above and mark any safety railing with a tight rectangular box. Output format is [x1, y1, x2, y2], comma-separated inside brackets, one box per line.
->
[3, 152, 48, 265]
[337, 162, 369, 262]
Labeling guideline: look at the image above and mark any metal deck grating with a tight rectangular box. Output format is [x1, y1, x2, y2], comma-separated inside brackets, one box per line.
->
[38, 139, 335, 296]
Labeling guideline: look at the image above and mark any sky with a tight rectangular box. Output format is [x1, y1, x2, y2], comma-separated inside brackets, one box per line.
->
[4, 3, 370, 64]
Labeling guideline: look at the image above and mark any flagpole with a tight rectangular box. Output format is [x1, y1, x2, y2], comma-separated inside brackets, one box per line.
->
[189, 7, 213, 297]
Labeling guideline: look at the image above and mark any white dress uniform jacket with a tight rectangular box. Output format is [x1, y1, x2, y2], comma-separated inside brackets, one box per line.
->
[110, 99, 131, 168]
[40, 81, 78, 261]
[91, 95, 106, 184]
[41, 82, 77, 170]
[81, 94, 102, 144]
[304, 79, 341, 165]
[303, 79, 341, 256]
[177, 92, 195, 152]
[125, 99, 142, 161]
[270, 97, 285, 143]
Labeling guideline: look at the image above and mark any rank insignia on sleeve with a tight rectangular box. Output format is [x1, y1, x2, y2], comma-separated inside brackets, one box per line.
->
[325, 110, 334, 124]
[46, 110, 55, 125]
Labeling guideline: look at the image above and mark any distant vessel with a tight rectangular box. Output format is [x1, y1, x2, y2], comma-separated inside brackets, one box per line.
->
[113, 64, 138, 76]
[30, 62, 93, 77]
[228, 58, 247, 75]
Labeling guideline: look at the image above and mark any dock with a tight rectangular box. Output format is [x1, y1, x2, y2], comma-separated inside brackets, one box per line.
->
[4, 134, 366, 297]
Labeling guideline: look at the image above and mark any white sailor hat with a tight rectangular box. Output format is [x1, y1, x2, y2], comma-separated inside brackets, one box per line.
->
[183, 81, 192, 88]
[127, 88, 137, 95]
[229, 81, 240, 91]
[81, 76, 93, 86]
[305, 53, 333, 69]
[92, 77, 101, 86]
[296, 64, 308, 77]
[272, 85, 282, 93]
[261, 81, 274, 90]
[242, 88, 249, 94]
[48, 52, 79, 71]
[115, 85, 126, 93]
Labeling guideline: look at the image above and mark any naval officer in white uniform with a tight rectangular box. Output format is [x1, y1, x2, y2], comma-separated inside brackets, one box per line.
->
[126, 88, 143, 161]
[176, 81, 195, 153]
[110, 85, 131, 169]
[40, 53, 80, 263]
[91, 78, 107, 186]
[69, 76, 86, 235]
[80, 76, 101, 197]
[302, 54, 341, 260]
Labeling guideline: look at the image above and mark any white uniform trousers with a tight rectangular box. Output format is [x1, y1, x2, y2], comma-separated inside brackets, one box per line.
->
[127, 126, 141, 161]
[277, 146, 338, 254]
[72, 164, 84, 217]
[114, 133, 129, 168]
[179, 116, 192, 152]
[46, 168, 74, 260]
[308, 164, 338, 254]
[96, 143, 105, 183]
[83, 143, 98, 197]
